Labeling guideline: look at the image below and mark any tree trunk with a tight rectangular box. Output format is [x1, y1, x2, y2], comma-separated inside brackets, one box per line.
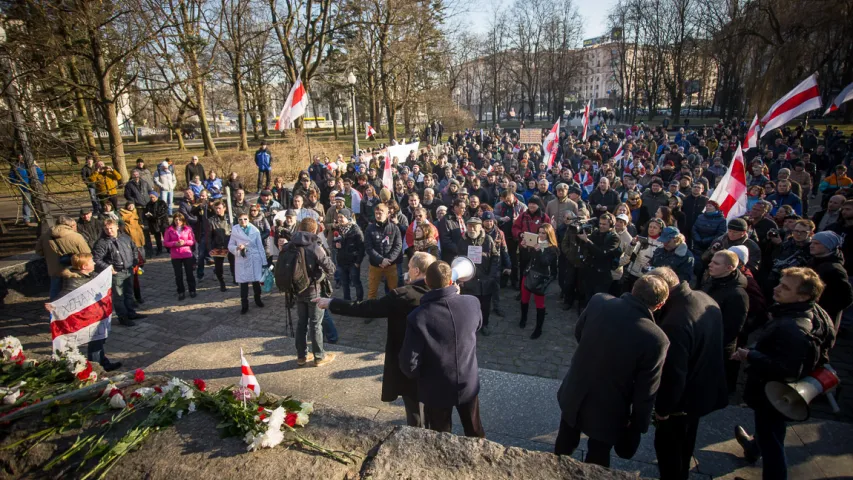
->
[88, 29, 128, 179]
[68, 59, 99, 160]
[232, 68, 249, 151]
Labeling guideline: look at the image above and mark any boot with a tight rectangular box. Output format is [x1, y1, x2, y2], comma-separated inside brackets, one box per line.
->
[241, 299, 249, 315]
[530, 308, 546, 339]
[218, 276, 227, 292]
[734, 425, 761, 463]
[519, 302, 529, 328]
[255, 296, 265, 308]
[253, 282, 264, 307]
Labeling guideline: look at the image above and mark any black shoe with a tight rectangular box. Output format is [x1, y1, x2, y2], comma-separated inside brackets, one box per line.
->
[189, 291, 197, 298]
[119, 317, 137, 327]
[734, 425, 761, 463]
[136, 298, 145, 304]
[102, 360, 123, 372]
[241, 305, 249, 315]
[178, 293, 186, 301]
[254, 297, 264, 308]
[127, 313, 147, 320]
[220, 284, 227, 292]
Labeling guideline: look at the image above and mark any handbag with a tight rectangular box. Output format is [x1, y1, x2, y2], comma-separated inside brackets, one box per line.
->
[524, 268, 551, 296]
[261, 265, 275, 293]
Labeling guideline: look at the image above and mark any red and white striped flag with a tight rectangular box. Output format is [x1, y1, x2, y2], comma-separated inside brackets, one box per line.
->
[613, 141, 625, 164]
[709, 143, 748, 219]
[581, 101, 591, 141]
[365, 124, 377, 139]
[760, 73, 822, 137]
[240, 348, 261, 396]
[48, 269, 113, 353]
[542, 118, 560, 168]
[381, 153, 394, 192]
[743, 114, 759, 150]
[274, 76, 308, 131]
[825, 81, 853, 115]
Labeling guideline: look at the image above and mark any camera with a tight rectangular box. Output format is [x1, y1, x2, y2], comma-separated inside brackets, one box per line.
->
[636, 236, 649, 246]
[568, 219, 595, 235]
[767, 229, 780, 238]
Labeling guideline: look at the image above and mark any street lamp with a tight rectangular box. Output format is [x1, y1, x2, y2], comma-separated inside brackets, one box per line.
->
[347, 72, 359, 156]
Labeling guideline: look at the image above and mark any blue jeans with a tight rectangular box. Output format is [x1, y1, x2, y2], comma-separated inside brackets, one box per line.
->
[339, 263, 363, 301]
[112, 270, 137, 318]
[754, 407, 788, 480]
[49, 276, 63, 301]
[161, 190, 174, 215]
[323, 310, 338, 343]
[88, 187, 101, 214]
[296, 300, 326, 360]
[19, 188, 32, 222]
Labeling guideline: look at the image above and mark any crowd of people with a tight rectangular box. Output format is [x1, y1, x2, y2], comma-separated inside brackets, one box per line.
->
[32, 116, 853, 479]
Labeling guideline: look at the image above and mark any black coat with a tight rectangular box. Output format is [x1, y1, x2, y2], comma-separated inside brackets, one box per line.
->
[456, 232, 500, 296]
[206, 213, 232, 250]
[364, 220, 402, 267]
[329, 281, 429, 402]
[144, 199, 169, 233]
[702, 270, 749, 357]
[588, 188, 620, 213]
[77, 216, 103, 249]
[809, 250, 853, 331]
[579, 229, 621, 274]
[655, 282, 728, 417]
[399, 287, 482, 408]
[682, 194, 708, 236]
[124, 179, 151, 206]
[558, 293, 669, 444]
[437, 213, 465, 261]
[92, 233, 139, 273]
[333, 224, 365, 266]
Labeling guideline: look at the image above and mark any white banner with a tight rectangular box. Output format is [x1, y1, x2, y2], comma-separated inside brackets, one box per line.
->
[48, 269, 113, 352]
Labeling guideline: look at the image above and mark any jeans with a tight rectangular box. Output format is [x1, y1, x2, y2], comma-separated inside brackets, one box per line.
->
[323, 310, 338, 342]
[196, 235, 208, 277]
[112, 270, 137, 318]
[754, 407, 788, 480]
[171, 257, 196, 294]
[257, 170, 271, 191]
[296, 299, 326, 360]
[49, 276, 63, 301]
[19, 188, 32, 222]
[367, 264, 398, 299]
[161, 190, 174, 215]
[88, 187, 101, 214]
[339, 263, 363, 301]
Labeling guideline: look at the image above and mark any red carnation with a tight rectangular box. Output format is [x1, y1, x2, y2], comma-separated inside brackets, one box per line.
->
[285, 413, 297, 428]
[154, 386, 163, 394]
[108, 388, 122, 398]
[11, 352, 26, 365]
[259, 413, 266, 421]
[257, 406, 265, 413]
[193, 378, 206, 392]
[76, 362, 93, 381]
[134, 369, 145, 383]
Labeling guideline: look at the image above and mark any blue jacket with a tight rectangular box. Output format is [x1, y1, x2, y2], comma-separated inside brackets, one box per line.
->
[400, 286, 482, 408]
[9, 165, 44, 186]
[691, 211, 727, 251]
[766, 192, 803, 216]
[203, 178, 223, 199]
[255, 149, 272, 171]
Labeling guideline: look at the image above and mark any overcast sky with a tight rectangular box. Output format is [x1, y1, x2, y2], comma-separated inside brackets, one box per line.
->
[467, 0, 617, 40]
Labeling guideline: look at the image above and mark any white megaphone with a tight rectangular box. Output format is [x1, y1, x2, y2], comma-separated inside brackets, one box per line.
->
[765, 364, 840, 421]
[450, 256, 475, 283]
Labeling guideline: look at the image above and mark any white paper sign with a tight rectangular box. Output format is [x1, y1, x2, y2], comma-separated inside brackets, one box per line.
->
[467, 245, 483, 264]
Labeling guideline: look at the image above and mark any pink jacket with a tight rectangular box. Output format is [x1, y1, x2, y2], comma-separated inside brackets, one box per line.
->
[163, 225, 196, 259]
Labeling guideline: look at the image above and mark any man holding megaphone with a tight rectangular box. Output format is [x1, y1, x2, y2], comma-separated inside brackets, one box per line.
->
[731, 267, 836, 480]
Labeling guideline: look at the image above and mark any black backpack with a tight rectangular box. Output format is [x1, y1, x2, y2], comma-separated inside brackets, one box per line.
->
[275, 244, 311, 296]
[800, 304, 837, 375]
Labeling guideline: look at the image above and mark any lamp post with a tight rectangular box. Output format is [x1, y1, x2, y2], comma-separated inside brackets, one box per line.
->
[347, 72, 359, 156]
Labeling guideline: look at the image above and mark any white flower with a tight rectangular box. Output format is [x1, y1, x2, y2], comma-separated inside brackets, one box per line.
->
[176, 410, 183, 419]
[109, 393, 127, 409]
[243, 432, 255, 445]
[101, 383, 118, 398]
[246, 407, 285, 451]
[88, 372, 98, 382]
[299, 402, 314, 415]
[295, 411, 310, 427]
[134, 387, 155, 397]
[253, 415, 260, 422]
[2, 390, 21, 405]
[1, 336, 23, 361]
[188, 402, 196, 413]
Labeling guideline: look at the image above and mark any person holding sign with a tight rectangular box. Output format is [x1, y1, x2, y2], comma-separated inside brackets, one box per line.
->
[520, 223, 559, 339]
[456, 217, 500, 336]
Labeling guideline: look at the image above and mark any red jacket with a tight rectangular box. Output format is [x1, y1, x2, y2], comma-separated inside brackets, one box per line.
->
[511, 211, 550, 241]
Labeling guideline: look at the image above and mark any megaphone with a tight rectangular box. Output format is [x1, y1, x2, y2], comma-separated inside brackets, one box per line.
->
[765, 364, 840, 421]
[450, 256, 475, 283]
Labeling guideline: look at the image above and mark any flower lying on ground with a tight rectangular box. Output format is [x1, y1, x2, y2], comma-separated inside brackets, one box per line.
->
[0, 336, 24, 362]
[55, 346, 97, 383]
[134, 369, 145, 383]
[193, 378, 206, 392]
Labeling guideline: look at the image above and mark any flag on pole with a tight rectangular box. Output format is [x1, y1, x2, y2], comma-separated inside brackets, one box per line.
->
[613, 141, 625, 164]
[542, 118, 561, 168]
[365, 124, 377, 139]
[48, 269, 113, 353]
[240, 348, 261, 396]
[760, 73, 821, 137]
[274, 76, 308, 131]
[382, 153, 394, 192]
[743, 114, 759, 150]
[709, 143, 748, 219]
[581, 101, 591, 141]
[825, 81, 853, 115]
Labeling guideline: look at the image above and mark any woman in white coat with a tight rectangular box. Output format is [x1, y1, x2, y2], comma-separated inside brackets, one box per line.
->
[229, 212, 267, 314]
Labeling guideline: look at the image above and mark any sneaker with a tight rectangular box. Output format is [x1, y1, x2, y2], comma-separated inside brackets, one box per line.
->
[314, 352, 337, 367]
[734, 425, 761, 463]
[297, 353, 315, 366]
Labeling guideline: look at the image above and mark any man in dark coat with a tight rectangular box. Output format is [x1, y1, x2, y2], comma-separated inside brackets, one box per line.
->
[808, 231, 853, 332]
[316, 252, 437, 427]
[77, 208, 103, 249]
[702, 250, 750, 393]
[555, 275, 670, 467]
[456, 217, 500, 336]
[399, 261, 485, 437]
[437, 199, 466, 263]
[650, 267, 728, 480]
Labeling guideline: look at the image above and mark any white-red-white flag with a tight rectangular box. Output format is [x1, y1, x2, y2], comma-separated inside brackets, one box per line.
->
[709, 143, 748, 219]
[240, 348, 261, 396]
[542, 118, 560, 168]
[825, 81, 853, 115]
[760, 73, 822, 137]
[743, 114, 759, 150]
[581, 101, 591, 141]
[48, 269, 113, 353]
[365, 124, 377, 139]
[382, 154, 394, 192]
[274, 76, 308, 131]
[613, 141, 625, 164]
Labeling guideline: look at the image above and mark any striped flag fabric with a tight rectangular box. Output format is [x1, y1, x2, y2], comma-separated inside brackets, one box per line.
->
[760, 73, 822, 137]
[825, 81, 853, 115]
[48, 269, 113, 353]
[240, 348, 261, 396]
[743, 114, 759, 150]
[274, 76, 308, 131]
[581, 101, 591, 141]
[542, 118, 560, 168]
[365, 124, 377, 139]
[709, 143, 748, 219]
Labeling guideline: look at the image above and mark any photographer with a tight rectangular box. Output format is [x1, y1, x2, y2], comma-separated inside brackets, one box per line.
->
[273, 209, 299, 252]
[519, 223, 559, 339]
[765, 219, 814, 298]
[512, 196, 551, 284]
[577, 212, 621, 309]
[650, 227, 694, 284]
[560, 211, 590, 311]
[623, 218, 665, 293]
[228, 213, 267, 315]
[701, 218, 760, 275]
[88, 162, 122, 211]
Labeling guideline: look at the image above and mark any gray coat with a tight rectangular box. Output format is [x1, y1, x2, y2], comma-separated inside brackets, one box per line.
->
[558, 293, 669, 444]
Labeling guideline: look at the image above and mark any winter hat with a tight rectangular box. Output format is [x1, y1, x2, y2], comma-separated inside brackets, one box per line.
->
[148, 191, 158, 198]
[651, 178, 664, 187]
[727, 218, 748, 232]
[568, 186, 582, 196]
[659, 226, 680, 243]
[260, 189, 272, 196]
[338, 208, 353, 220]
[480, 211, 495, 221]
[465, 216, 482, 225]
[728, 245, 749, 266]
[528, 196, 544, 210]
[379, 187, 392, 203]
[813, 231, 842, 251]
[160, 161, 169, 168]
[285, 209, 298, 217]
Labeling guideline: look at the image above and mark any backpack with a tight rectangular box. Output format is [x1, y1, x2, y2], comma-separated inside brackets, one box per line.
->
[800, 304, 837, 375]
[275, 244, 311, 296]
